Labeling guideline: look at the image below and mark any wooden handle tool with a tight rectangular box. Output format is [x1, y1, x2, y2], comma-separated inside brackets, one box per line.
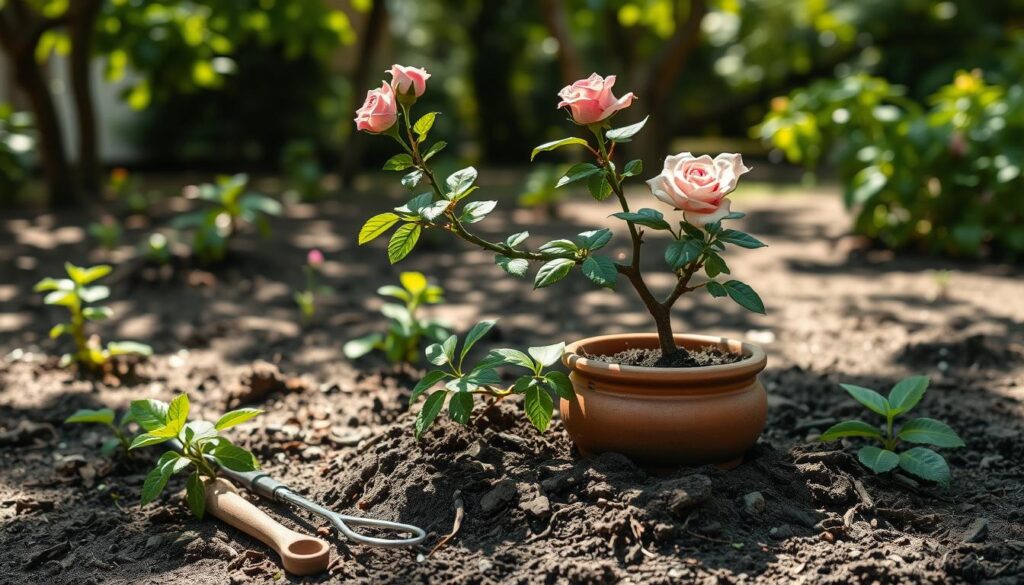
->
[204, 478, 330, 576]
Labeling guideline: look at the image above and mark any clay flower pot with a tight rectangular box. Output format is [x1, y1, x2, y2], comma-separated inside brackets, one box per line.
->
[560, 333, 767, 468]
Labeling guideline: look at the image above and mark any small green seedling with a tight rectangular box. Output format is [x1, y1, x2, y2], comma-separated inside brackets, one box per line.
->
[34, 263, 153, 370]
[294, 249, 331, 324]
[172, 174, 281, 264]
[65, 408, 135, 457]
[128, 393, 263, 519]
[411, 319, 572, 439]
[343, 271, 450, 364]
[820, 376, 964, 485]
[88, 220, 122, 251]
[282, 140, 324, 201]
[142, 232, 172, 265]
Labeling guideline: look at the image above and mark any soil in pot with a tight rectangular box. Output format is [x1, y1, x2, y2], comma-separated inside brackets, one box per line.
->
[580, 346, 744, 368]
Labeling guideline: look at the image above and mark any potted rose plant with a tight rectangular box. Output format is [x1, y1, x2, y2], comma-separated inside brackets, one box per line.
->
[354, 65, 768, 467]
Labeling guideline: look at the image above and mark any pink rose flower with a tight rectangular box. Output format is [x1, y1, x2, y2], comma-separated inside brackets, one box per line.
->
[646, 153, 751, 225]
[557, 73, 636, 125]
[354, 81, 398, 134]
[388, 64, 430, 97]
[307, 249, 324, 267]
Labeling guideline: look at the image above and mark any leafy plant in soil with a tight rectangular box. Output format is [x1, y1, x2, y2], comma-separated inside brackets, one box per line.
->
[171, 173, 281, 264]
[819, 376, 965, 484]
[128, 393, 263, 519]
[412, 319, 571, 438]
[344, 271, 450, 364]
[65, 408, 136, 457]
[88, 219, 122, 251]
[34, 262, 153, 370]
[355, 67, 766, 369]
[294, 249, 331, 325]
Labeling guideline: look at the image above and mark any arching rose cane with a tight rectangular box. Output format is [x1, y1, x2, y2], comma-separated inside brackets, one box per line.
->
[351, 66, 770, 467]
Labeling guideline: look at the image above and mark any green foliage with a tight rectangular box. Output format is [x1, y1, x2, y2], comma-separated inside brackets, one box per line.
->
[0, 103, 33, 205]
[88, 220, 123, 252]
[820, 376, 964, 485]
[65, 408, 135, 458]
[128, 393, 263, 519]
[34, 263, 152, 371]
[517, 165, 564, 210]
[281, 140, 324, 201]
[343, 272, 450, 364]
[141, 233, 173, 265]
[410, 319, 571, 439]
[758, 69, 1024, 258]
[171, 174, 281, 264]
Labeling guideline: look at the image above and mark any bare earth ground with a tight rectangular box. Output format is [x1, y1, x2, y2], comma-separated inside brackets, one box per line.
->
[1, 176, 1023, 584]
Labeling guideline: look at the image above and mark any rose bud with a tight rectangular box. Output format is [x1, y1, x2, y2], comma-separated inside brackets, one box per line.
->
[307, 249, 324, 267]
[388, 64, 430, 99]
[354, 81, 398, 134]
[646, 153, 751, 226]
[557, 73, 636, 125]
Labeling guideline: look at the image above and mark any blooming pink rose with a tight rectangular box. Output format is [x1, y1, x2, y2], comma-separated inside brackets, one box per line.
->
[646, 153, 751, 225]
[388, 64, 430, 97]
[307, 249, 324, 267]
[354, 81, 398, 134]
[557, 73, 636, 125]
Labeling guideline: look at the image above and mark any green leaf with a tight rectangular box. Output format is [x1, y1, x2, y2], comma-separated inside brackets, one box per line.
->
[723, 211, 746, 220]
[130, 433, 171, 450]
[665, 239, 703, 270]
[167, 394, 190, 428]
[49, 323, 68, 339]
[581, 256, 617, 289]
[587, 172, 612, 201]
[83, 306, 113, 321]
[718, 229, 766, 249]
[706, 281, 727, 298]
[622, 159, 643, 177]
[186, 472, 206, 519]
[359, 213, 400, 245]
[182, 420, 218, 444]
[555, 163, 601, 188]
[528, 342, 565, 368]
[65, 408, 115, 425]
[130, 399, 169, 432]
[887, 376, 929, 415]
[723, 280, 766, 314]
[531, 137, 589, 161]
[704, 253, 730, 278]
[506, 231, 529, 247]
[897, 447, 951, 485]
[534, 258, 575, 289]
[612, 208, 670, 230]
[423, 141, 446, 161]
[100, 438, 121, 457]
[413, 112, 439, 141]
[839, 384, 890, 417]
[140, 452, 179, 506]
[66, 263, 111, 286]
[342, 333, 383, 359]
[486, 348, 535, 370]
[897, 418, 965, 448]
[857, 446, 900, 473]
[213, 442, 259, 472]
[464, 368, 501, 386]
[215, 408, 264, 431]
[576, 229, 612, 251]
[34, 277, 72, 292]
[460, 200, 497, 224]
[496, 255, 529, 277]
[106, 341, 153, 357]
[448, 391, 474, 424]
[606, 116, 648, 143]
[544, 371, 574, 400]
[396, 192, 433, 215]
[383, 154, 414, 171]
[524, 383, 554, 432]
[414, 391, 447, 440]
[44, 290, 77, 306]
[461, 320, 496, 363]
[819, 420, 884, 442]
[538, 239, 578, 254]
[401, 170, 424, 189]
[411, 370, 448, 404]
[387, 223, 422, 264]
[446, 167, 478, 198]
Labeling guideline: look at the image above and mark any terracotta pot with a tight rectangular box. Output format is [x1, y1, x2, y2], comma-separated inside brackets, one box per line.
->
[560, 333, 767, 468]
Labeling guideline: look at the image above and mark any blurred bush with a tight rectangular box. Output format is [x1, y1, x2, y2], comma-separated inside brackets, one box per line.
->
[0, 104, 34, 205]
[758, 65, 1024, 259]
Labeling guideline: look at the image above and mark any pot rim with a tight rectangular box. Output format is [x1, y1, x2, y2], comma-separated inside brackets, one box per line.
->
[563, 333, 767, 384]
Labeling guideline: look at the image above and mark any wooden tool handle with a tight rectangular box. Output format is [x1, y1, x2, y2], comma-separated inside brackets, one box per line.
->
[204, 478, 330, 576]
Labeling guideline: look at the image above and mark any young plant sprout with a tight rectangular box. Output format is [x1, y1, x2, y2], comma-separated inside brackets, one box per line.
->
[172, 174, 281, 264]
[343, 271, 450, 364]
[65, 408, 135, 457]
[294, 249, 331, 324]
[411, 319, 571, 439]
[88, 219, 122, 251]
[355, 66, 766, 368]
[820, 376, 964, 485]
[128, 393, 263, 519]
[142, 232, 172, 265]
[34, 263, 153, 370]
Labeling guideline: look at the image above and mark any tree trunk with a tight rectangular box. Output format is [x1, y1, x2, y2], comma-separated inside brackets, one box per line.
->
[540, 0, 582, 84]
[339, 0, 388, 188]
[69, 0, 102, 197]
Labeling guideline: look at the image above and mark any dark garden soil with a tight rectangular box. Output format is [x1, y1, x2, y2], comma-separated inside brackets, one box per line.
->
[1, 177, 1023, 584]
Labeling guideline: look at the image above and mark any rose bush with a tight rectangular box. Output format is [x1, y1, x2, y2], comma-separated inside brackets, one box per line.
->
[354, 66, 767, 437]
